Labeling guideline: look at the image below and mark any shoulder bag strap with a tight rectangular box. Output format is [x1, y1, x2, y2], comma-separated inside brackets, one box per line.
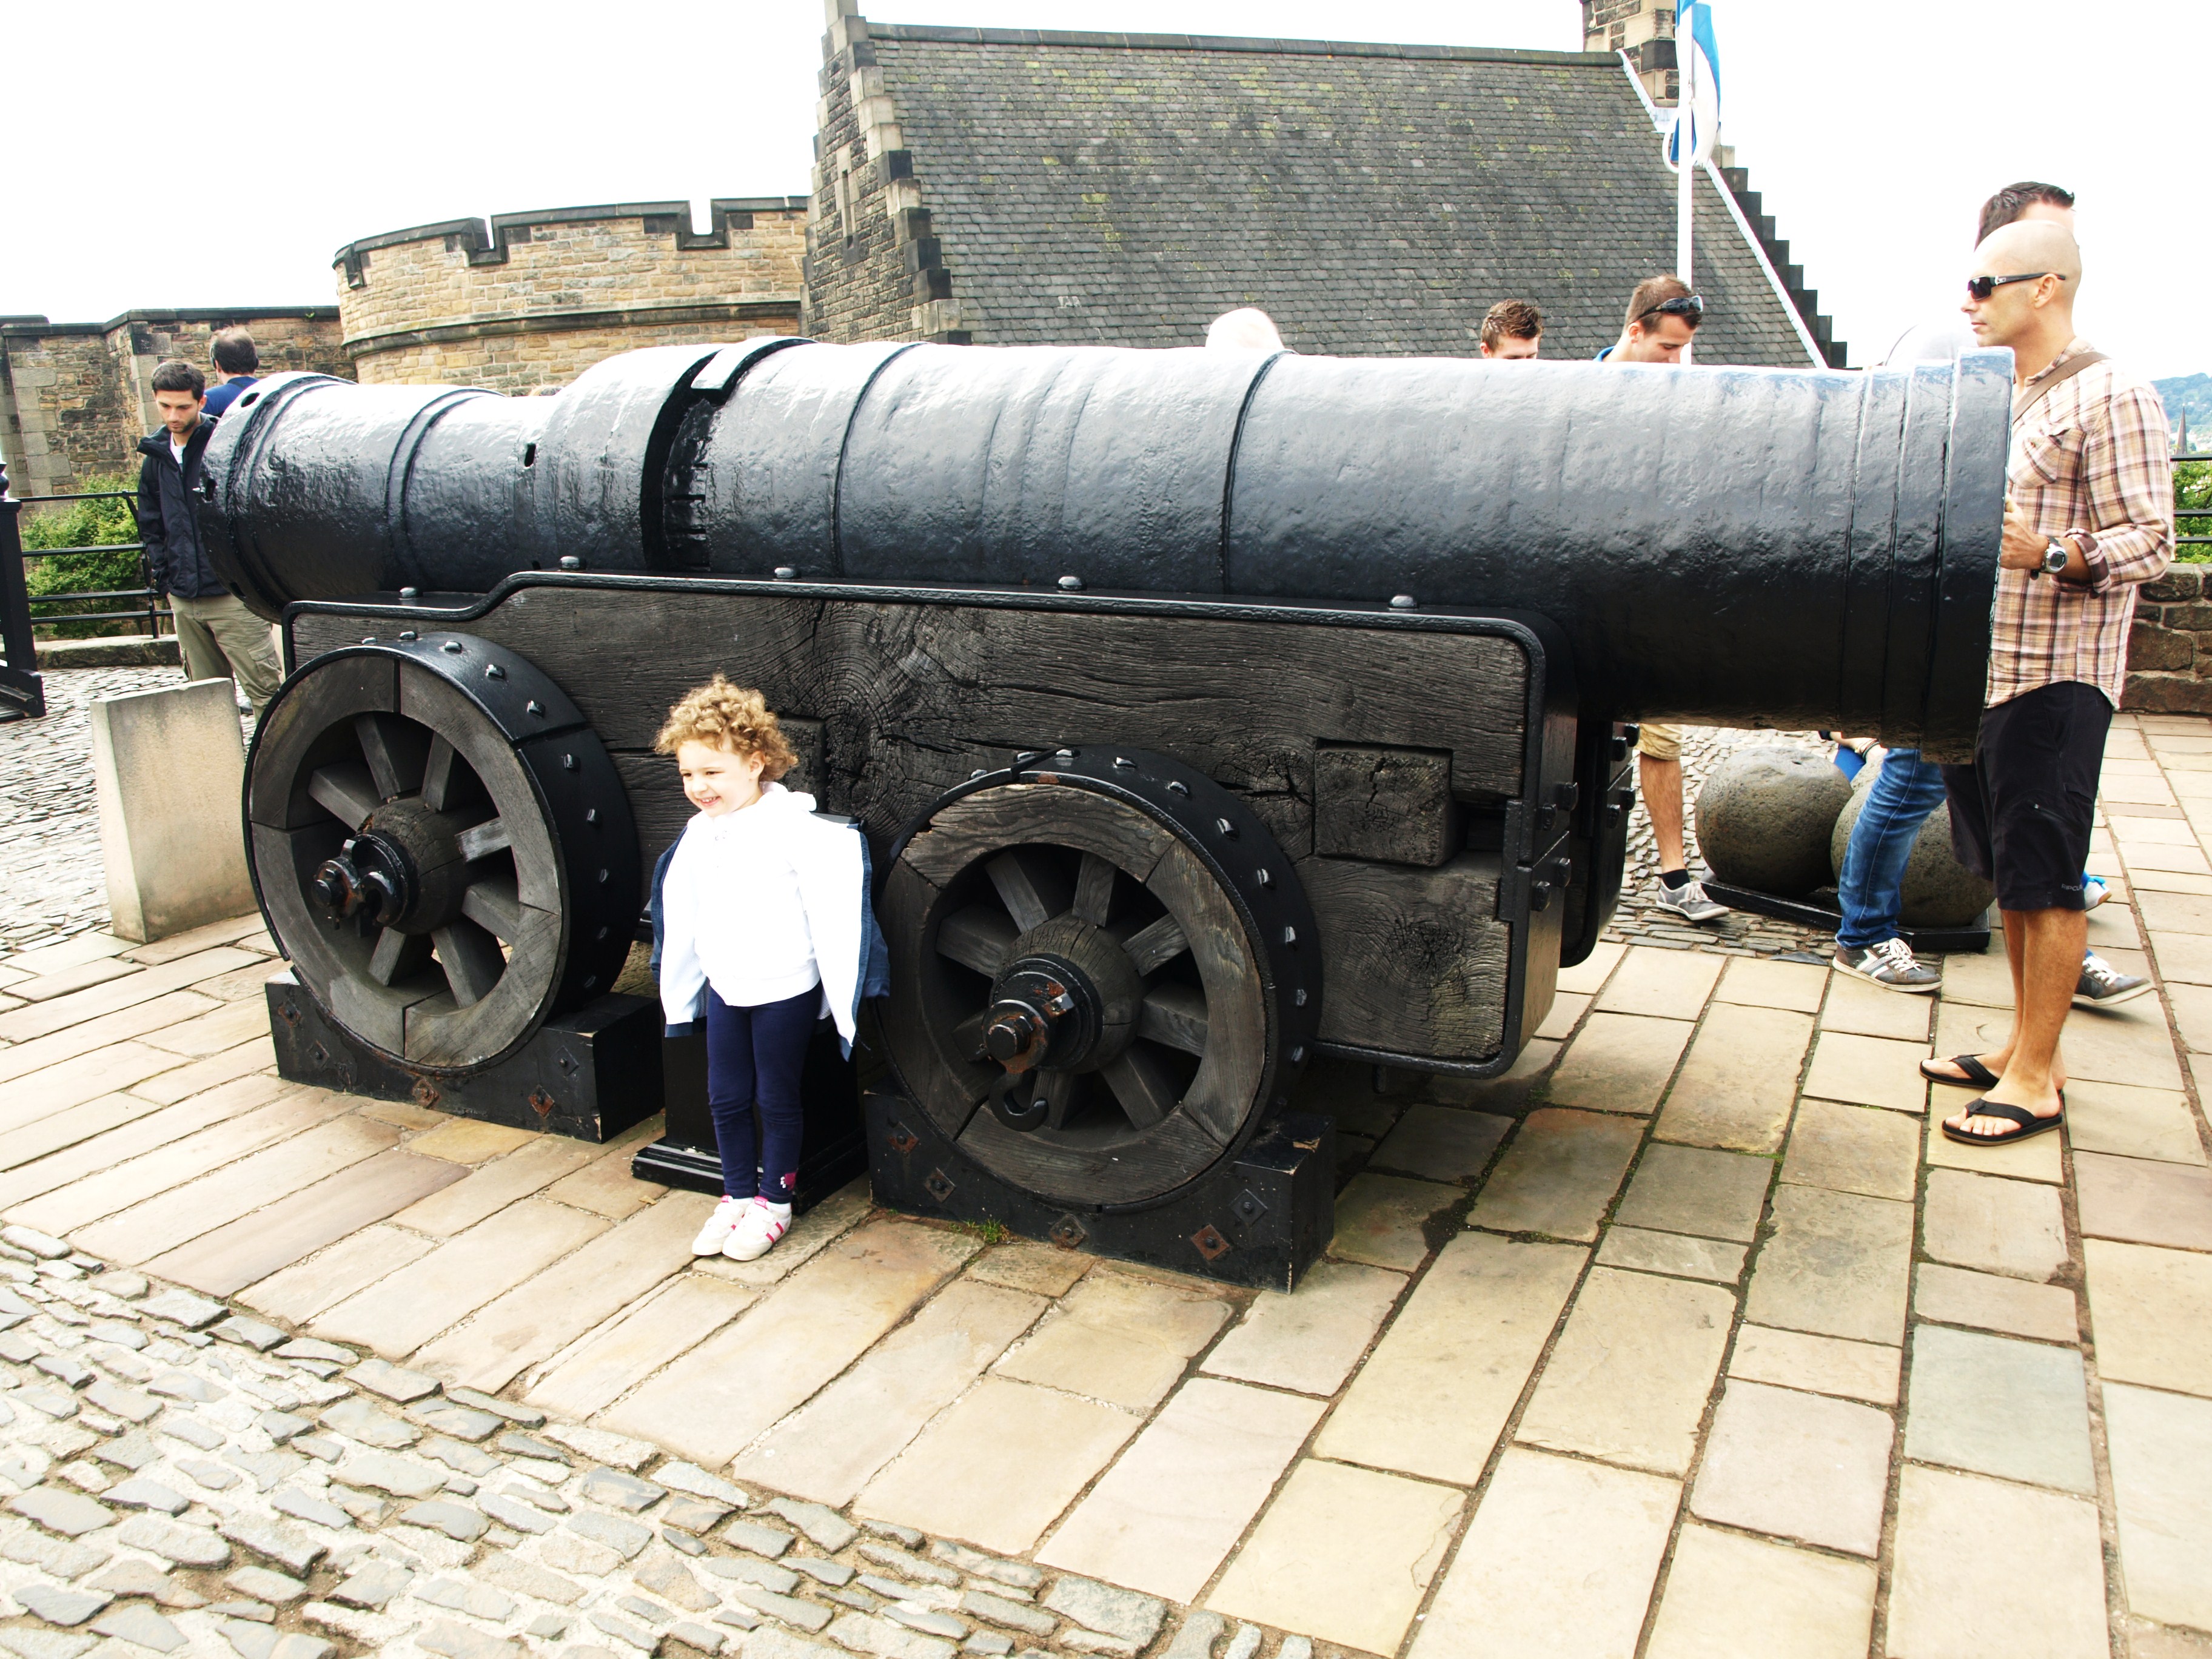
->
[2011, 350, 2107, 427]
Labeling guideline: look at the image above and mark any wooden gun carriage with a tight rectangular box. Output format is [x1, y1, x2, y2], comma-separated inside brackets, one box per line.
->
[205, 339, 2007, 1285]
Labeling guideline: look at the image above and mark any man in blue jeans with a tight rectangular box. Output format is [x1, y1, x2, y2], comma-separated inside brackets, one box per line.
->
[1834, 748, 2146, 1005]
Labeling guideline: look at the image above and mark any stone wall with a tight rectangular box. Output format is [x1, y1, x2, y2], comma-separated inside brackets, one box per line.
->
[801, 4, 961, 345]
[2124, 566, 2212, 712]
[336, 202, 807, 394]
[0, 310, 345, 497]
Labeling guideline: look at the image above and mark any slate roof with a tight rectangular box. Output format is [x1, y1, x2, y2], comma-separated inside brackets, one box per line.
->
[869, 25, 1829, 366]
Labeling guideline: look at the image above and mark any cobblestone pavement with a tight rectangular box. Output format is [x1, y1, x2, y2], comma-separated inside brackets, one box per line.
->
[0, 711, 2208, 1658]
[0, 668, 240, 953]
[1610, 726, 1843, 960]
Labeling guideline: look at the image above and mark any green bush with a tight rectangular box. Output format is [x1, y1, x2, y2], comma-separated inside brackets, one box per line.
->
[16, 474, 155, 638]
[2179, 458, 2211, 565]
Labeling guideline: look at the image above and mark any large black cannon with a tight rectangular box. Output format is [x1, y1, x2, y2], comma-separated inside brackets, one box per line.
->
[206, 340, 2008, 1285]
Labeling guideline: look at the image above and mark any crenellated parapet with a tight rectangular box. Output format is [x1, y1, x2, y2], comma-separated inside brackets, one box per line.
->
[335, 200, 808, 394]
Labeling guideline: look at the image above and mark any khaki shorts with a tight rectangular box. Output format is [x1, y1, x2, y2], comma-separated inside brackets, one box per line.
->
[1635, 722, 1681, 762]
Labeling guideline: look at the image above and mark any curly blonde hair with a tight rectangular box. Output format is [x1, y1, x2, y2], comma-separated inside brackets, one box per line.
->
[654, 676, 798, 780]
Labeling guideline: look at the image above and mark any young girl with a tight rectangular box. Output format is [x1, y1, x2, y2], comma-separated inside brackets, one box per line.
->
[652, 678, 883, 1261]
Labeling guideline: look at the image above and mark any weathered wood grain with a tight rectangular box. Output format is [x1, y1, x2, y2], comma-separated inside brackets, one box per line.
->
[1313, 744, 1460, 867]
[1298, 853, 1510, 1062]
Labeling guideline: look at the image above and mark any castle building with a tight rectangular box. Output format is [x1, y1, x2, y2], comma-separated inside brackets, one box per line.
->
[802, 6, 1840, 367]
[332, 199, 806, 394]
[1583, 0, 1683, 106]
[0, 309, 346, 498]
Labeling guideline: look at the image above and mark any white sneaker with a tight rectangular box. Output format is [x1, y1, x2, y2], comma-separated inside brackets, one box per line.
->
[723, 1199, 792, 1262]
[1654, 875, 1730, 923]
[691, 1196, 746, 1257]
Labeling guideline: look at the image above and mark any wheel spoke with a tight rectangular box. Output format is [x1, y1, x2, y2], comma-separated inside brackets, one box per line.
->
[987, 850, 1070, 933]
[1101, 1045, 1178, 1128]
[1138, 984, 1208, 1054]
[1039, 1070, 1080, 1130]
[433, 919, 506, 1007]
[1073, 852, 1117, 927]
[936, 905, 1016, 977]
[421, 735, 463, 812]
[307, 762, 381, 830]
[459, 874, 523, 941]
[1122, 914, 1189, 977]
[354, 713, 429, 801]
[457, 817, 511, 862]
[367, 927, 432, 987]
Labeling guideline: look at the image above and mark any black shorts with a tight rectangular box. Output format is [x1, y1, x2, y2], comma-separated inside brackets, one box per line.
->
[1940, 681, 2110, 913]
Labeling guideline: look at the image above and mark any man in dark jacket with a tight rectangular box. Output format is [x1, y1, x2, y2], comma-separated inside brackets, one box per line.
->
[136, 359, 280, 714]
[201, 329, 260, 417]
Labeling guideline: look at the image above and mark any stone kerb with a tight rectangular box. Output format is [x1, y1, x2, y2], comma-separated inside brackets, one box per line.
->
[89, 677, 255, 942]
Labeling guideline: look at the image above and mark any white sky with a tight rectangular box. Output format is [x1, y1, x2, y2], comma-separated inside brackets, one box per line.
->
[5, 0, 2201, 377]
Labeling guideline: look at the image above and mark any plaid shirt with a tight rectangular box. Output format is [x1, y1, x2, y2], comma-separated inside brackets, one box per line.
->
[1986, 338, 2174, 708]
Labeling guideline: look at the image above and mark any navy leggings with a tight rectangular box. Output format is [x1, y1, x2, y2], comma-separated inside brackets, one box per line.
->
[703, 985, 817, 1202]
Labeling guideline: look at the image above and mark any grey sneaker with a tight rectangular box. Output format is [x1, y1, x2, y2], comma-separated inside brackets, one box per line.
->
[2076, 952, 2152, 1008]
[1654, 876, 1729, 923]
[1834, 937, 1942, 993]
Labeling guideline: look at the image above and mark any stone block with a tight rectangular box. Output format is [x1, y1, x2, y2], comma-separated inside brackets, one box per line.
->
[1744, 1184, 1913, 1346]
[1783, 1098, 1920, 1199]
[2085, 1239, 2212, 1396]
[1728, 1324, 1900, 1406]
[89, 679, 255, 943]
[1612, 1142, 1771, 1242]
[1467, 1108, 1643, 1241]
[1922, 1168, 2071, 1281]
[1656, 1003, 1815, 1155]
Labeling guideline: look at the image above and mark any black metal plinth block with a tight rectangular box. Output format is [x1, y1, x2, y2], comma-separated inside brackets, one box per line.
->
[629, 1025, 868, 1218]
[865, 1090, 1335, 1291]
[1698, 881, 1992, 955]
[265, 970, 663, 1141]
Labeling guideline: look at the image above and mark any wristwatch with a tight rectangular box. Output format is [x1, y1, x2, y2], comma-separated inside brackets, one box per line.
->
[2040, 536, 2070, 576]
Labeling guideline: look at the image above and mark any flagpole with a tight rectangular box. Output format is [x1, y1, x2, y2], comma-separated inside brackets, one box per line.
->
[1677, 2, 1696, 364]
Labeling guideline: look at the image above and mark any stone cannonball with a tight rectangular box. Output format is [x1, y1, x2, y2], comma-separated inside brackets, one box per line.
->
[1830, 769, 1996, 929]
[1694, 746, 1854, 899]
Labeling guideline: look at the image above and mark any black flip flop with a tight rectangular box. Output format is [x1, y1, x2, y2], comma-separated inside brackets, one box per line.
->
[1942, 1098, 2065, 1147]
[1922, 1054, 2000, 1088]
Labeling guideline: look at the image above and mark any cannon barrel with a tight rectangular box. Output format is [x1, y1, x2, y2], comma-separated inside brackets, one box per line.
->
[202, 339, 2007, 752]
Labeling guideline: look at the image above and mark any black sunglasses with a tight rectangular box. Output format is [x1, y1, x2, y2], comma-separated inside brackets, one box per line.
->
[1966, 272, 2064, 301]
[1634, 294, 1704, 324]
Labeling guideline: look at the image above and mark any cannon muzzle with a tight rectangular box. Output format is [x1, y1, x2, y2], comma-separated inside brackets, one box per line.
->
[202, 339, 2005, 753]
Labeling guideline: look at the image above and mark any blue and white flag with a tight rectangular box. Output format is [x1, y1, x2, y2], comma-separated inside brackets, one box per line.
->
[1664, 1, 1722, 172]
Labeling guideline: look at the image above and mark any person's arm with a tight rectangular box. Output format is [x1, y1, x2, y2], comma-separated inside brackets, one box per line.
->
[2056, 383, 2174, 592]
[657, 833, 708, 1034]
[134, 456, 167, 591]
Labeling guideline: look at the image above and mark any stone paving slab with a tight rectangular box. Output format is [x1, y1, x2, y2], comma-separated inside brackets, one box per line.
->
[1886, 1466, 2109, 1659]
[1653, 1003, 1815, 1155]
[1406, 1447, 1675, 1659]
[1688, 1378, 1894, 1557]
[1207, 1458, 1460, 1657]
[1643, 1521, 1875, 1659]
[2, 708, 2210, 1658]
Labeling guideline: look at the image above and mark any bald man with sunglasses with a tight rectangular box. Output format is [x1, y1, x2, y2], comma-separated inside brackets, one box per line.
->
[1928, 222, 2173, 1150]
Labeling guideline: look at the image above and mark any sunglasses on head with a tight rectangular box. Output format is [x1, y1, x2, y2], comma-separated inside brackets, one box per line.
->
[1966, 271, 2064, 301]
[1634, 294, 1704, 324]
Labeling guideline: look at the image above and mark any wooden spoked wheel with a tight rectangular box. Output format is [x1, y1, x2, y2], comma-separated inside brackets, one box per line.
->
[246, 635, 636, 1073]
[881, 749, 1318, 1208]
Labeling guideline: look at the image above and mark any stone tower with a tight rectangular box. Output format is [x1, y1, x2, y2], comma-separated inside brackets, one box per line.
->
[1583, 1, 1678, 105]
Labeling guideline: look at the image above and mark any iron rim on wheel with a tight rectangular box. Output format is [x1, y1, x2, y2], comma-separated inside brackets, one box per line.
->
[244, 633, 637, 1074]
[880, 748, 1319, 1210]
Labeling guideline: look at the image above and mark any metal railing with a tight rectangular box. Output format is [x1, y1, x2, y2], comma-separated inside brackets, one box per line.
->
[10, 490, 169, 636]
[2179, 449, 2210, 552]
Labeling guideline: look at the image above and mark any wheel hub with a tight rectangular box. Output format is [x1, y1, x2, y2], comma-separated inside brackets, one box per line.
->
[310, 798, 476, 935]
[986, 957, 1098, 1073]
[313, 832, 415, 931]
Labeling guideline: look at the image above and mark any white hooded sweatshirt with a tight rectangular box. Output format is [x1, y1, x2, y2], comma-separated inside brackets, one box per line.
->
[656, 782, 869, 1047]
